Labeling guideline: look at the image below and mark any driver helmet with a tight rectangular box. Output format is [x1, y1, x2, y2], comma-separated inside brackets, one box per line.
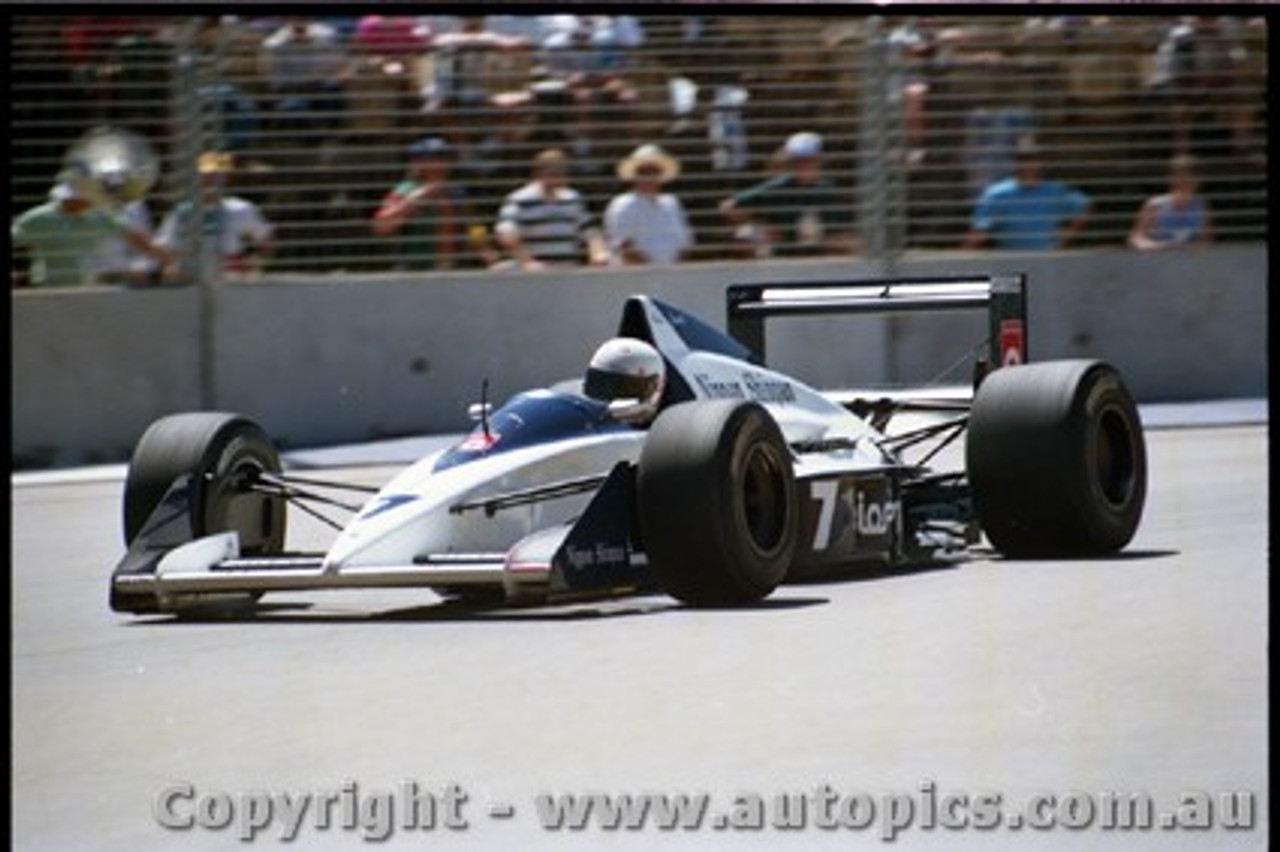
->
[583, 337, 666, 424]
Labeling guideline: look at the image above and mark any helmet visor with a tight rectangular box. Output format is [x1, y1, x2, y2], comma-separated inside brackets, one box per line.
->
[584, 368, 659, 403]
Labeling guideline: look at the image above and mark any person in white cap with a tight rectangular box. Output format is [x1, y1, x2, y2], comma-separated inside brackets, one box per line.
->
[719, 131, 859, 259]
[603, 144, 694, 265]
[11, 179, 168, 288]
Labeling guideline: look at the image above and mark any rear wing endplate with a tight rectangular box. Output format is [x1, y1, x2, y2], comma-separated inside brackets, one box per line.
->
[726, 274, 1028, 369]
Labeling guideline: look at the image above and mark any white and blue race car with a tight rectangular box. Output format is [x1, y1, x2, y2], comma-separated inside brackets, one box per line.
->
[110, 275, 1147, 616]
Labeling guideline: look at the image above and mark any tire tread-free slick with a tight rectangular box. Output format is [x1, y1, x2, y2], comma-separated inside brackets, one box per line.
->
[966, 360, 1146, 557]
[122, 412, 286, 554]
[637, 400, 798, 606]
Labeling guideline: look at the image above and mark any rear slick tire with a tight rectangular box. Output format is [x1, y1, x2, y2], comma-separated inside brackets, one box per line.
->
[966, 360, 1146, 557]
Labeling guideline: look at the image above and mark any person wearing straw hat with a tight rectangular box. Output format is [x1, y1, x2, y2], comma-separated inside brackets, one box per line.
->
[603, 144, 693, 265]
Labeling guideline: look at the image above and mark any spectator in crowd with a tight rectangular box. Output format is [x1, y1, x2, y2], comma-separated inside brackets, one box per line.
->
[962, 138, 1091, 251]
[719, 132, 859, 258]
[352, 14, 429, 57]
[1147, 17, 1204, 157]
[11, 179, 168, 288]
[426, 15, 531, 113]
[603, 144, 694, 265]
[258, 17, 350, 140]
[887, 17, 939, 168]
[156, 152, 275, 280]
[347, 15, 429, 131]
[188, 18, 267, 156]
[1128, 155, 1213, 251]
[91, 171, 159, 286]
[57, 16, 151, 133]
[1147, 16, 1263, 166]
[530, 15, 642, 174]
[423, 15, 533, 214]
[371, 137, 477, 271]
[537, 14, 644, 87]
[343, 17, 430, 267]
[493, 148, 610, 270]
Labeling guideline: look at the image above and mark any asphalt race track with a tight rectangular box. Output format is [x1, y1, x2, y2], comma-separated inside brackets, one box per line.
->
[12, 413, 1268, 851]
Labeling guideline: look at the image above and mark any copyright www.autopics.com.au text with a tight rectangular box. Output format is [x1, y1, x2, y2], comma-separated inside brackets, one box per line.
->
[152, 779, 1259, 843]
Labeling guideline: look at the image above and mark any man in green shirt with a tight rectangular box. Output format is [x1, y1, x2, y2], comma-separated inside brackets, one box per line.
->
[11, 182, 167, 288]
[371, 137, 473, 271]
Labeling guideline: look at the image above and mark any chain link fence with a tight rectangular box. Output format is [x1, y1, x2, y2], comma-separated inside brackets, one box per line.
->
[10, 14, 1268, 283]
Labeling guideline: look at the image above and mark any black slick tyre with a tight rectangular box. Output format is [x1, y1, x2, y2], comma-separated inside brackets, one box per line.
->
[122, 412, 286, 554]
[637, 400, 797, 606]
[966, 360, 1146, 557]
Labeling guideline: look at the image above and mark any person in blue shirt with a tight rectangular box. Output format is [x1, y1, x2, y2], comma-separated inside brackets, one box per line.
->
[963, 139, 1091, 251]
[1128, 154, 1213, 250]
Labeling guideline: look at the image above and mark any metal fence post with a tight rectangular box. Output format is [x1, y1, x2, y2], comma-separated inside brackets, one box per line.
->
[883, 27, 908, 262]
[170, 21, 217, 409]
[857, 17, 909, 266]
[857, 17, 886, 262]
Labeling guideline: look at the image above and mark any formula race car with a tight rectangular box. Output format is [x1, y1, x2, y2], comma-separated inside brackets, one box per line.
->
[110, 274, 1147, 616]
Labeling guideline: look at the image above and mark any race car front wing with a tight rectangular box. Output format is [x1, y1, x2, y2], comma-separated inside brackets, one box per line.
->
[110, 462, 649, 614]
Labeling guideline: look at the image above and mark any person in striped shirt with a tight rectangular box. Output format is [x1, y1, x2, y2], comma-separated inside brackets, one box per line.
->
[493, 148, 609, 270]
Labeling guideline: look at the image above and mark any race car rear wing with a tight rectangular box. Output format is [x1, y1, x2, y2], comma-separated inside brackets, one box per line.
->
[726, 274, 1028, 372]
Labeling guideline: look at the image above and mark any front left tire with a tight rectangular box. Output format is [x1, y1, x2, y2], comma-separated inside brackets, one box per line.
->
[122, 412, 286, 554]
[636, 400, 798, 606]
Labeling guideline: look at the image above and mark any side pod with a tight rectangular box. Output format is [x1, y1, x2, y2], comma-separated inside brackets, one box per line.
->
[545, 462, 653, 598]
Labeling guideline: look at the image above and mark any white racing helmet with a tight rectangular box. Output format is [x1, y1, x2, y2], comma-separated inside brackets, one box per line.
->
[583, 338, 666, 424]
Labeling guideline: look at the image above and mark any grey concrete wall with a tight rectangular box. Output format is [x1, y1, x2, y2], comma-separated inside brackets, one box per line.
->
[887, 248, 1269, 401]
[12, 287, 204, 466]
[12, 245, 1266, 467]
